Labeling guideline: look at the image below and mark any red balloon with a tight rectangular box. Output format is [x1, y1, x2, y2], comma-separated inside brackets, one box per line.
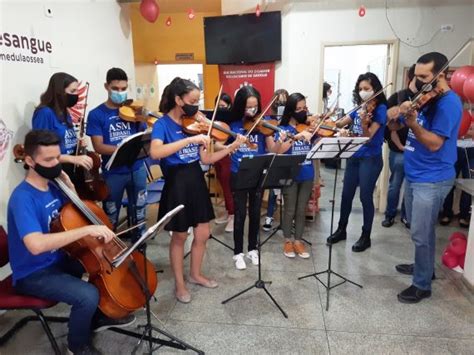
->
[448, 238, 467, 256]
[449, 231, 467, 242]
[451, 66, 474, 100]
[140, 0, 159, 23]
[459, 254, 465, 269]
[463, 73, 474, 103]
[442, 250, 459, 268]
[458, 109, 472, 138]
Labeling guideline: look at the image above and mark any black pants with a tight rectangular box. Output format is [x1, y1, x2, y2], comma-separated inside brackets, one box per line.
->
[231, 173, 262, 255]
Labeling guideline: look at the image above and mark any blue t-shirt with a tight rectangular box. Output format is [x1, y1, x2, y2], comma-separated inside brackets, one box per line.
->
[403, 90, 462, 183]
[151, 115, 200, 175]
[229, 120, 267, 173]
[32, 107, 77, 155]
[350, 104, 387, 157]
[7, 181, 65, 284]
[86, 103, 146, 174]
[276, 125, 315, 182]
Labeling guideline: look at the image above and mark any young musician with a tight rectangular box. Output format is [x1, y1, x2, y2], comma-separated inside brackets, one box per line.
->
[8, 130, 134, 355]
[263, 88, 289, 232]
[32, 72, 93, 173]
[327, 72, 387, 252]
[382, 65, 416, 228]
[271, 93, 314, 259]
[213, 92, 235, 233]
[388, 52, 462, 303]
[86, 68, 147, 236]
[150, 77, 245, 303]
[228, 86, 276, 270]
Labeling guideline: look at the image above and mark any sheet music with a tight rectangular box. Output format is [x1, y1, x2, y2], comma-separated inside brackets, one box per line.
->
[306, 137, 369, 160]
[112, 205, 184, 268]
[105, 130, 150, 171]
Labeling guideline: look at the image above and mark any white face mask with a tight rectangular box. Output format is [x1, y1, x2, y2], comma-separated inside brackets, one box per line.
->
[359, 90, 374, 101]
[245, 107, 258, 117]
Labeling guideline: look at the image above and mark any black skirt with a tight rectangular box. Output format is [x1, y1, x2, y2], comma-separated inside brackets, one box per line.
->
[158, 161, 215, 232]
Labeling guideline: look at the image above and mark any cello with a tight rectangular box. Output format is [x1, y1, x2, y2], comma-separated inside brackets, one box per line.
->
[13, 144, 158, 319]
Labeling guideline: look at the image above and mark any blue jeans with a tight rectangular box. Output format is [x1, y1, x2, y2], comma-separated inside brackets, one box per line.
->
[385, 150, 406, 220]
[103, 166, 147, 234]
[15, 257, 99, 351]
[404, 179, 454, 290]
[266, 189, 278, 218]
[441, 147, 474, 219]
[339, 155, 383, 234]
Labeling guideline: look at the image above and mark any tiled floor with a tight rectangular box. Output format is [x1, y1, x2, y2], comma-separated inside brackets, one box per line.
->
[1, 167, 474, 354]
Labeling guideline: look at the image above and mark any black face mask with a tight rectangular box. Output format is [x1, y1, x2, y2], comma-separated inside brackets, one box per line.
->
[218, 106, 230, 111]
[34, 162, 62, 180]
[415, 78, 437, 93]
[182, 104, 199, 117]
[293, 110, 308, 124]
[66, 93, 79, 107]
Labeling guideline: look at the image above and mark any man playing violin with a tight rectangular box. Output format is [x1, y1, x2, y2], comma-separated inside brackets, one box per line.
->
[86, 68, 148, 238]
[8, 130, 135, 355]
[388, 52, 462, 303]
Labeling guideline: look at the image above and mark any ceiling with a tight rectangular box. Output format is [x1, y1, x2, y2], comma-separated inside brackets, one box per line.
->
[117, 0, 221, 13]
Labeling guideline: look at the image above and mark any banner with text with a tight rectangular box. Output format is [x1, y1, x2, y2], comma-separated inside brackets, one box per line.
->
[218, 63, 275, 107]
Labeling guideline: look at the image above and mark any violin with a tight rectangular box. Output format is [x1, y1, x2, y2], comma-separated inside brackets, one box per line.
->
[12, 144, 158, 319]
[243, 118, 297, 140]
[73, 83, 109, 201]
[296, 120, 339, 137]
[119, 100, 160, 127]
[409, 86, 444, 112]
[182, 111, 257, 149]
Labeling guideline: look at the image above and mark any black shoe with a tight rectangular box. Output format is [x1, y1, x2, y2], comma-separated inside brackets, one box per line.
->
[68, 344, 102, 355]
[439, 216, 451, 226]
[401, 217, 410, 229]
[326, 227, 347, 245]
[395, 263, 436, 280]
[397, 285, 431, 304]
[352, 233, 371, 252]
[92, 313, 136, 333]
[382, 217, 395, 228]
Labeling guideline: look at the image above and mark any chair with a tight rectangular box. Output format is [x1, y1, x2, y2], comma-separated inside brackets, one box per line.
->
[0, 226, 68, 354]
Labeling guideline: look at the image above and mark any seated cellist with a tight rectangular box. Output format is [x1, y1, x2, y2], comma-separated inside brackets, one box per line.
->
[7, 130, 135, 355]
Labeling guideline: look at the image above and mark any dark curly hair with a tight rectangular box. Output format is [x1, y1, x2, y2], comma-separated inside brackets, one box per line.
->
[352, 72, 387, 106]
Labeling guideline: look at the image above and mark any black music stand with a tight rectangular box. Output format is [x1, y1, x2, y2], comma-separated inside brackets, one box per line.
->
[110, 205, 204, 354]
[298, 137, 367, 311]
[106, 131, 151, 241]
[221, 154, 304, 318]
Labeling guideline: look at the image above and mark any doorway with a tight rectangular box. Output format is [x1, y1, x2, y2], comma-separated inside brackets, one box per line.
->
[156, 64, 205, 109]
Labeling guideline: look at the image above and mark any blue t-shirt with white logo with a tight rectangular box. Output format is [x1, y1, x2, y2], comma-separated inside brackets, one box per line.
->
[151, 115, 200, 175]
[32, 107, 77, 155]
[229, 120, 267, 173]
[402, 90, 462, 183]
[86, 103, 146, 174]
[350, 104, 387, 157]
[7, 181, 65, 284]
[276, 125, 315, 182]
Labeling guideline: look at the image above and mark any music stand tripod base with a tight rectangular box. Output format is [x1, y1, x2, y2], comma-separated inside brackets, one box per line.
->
[298, 137, 367, 311]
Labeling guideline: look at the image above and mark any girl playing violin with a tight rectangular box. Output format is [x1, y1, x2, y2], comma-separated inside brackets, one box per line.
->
[270, 93, 315, 259]
[327, 72, 387, 252]
[227, 86, 279, 270]
[32, 72, 93, 173]
[150, 77, 245, 303]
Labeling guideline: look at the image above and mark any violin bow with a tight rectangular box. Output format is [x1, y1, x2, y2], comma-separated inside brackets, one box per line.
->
[244, 95, 278, 139]
[74, 82, 90, 173]
[207, 85, 223, 137]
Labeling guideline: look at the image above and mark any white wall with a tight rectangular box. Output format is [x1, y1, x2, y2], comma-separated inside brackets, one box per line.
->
[0, 0, 136, 227]
[222, 0, 474, 111]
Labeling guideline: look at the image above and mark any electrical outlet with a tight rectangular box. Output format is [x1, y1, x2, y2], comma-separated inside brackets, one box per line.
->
[440, 24, 454, 32]
[44, 5, 53, 18]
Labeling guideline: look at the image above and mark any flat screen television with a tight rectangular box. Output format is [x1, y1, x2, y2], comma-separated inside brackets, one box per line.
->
[204, 11, 281, 64]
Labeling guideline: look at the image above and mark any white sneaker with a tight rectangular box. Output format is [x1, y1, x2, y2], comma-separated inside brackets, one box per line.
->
[215, 212, 229, 225]
[233, 253, 246, 270]
[246, 250, 259, 265]
[225, 215, 234, 233]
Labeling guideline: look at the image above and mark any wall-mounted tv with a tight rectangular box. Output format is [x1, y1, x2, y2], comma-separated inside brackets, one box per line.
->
[204, 11, 281, 65]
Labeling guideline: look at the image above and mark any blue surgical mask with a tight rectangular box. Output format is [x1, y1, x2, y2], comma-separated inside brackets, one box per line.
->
[110, 90, 127, 104]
